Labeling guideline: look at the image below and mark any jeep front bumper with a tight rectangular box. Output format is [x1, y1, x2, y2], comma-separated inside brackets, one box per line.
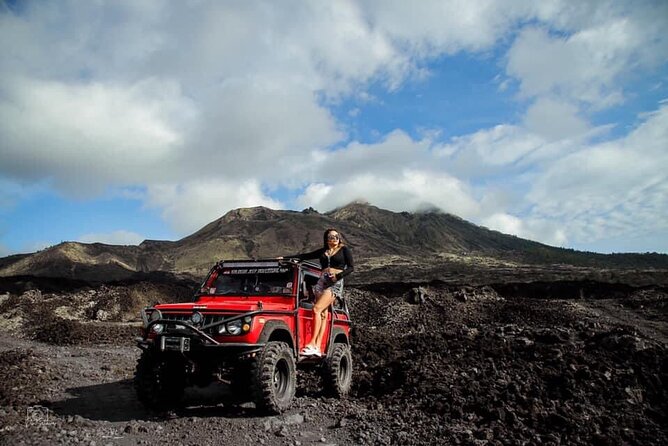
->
[137, 318, 265, 356]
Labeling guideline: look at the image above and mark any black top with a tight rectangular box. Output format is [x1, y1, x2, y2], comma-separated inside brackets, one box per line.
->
[287, 246, 354, 280]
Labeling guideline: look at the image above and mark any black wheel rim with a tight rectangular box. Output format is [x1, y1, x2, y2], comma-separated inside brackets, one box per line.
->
[273, 358, 289, 398]
[338, 354, 350, 384]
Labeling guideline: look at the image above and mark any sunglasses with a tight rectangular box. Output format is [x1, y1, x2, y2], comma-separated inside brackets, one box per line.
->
[327, 235, 340, 240]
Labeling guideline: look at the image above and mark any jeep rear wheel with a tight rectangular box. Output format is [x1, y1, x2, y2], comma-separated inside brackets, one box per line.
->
[322, 343, 353, 397]
[251, 341, 296, 414]
[134, 349, 186, 411]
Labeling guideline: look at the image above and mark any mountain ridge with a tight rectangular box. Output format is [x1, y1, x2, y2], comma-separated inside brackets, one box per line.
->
[2, 202, 667, 283]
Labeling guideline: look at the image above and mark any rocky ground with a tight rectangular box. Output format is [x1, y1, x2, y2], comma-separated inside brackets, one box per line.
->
[0, 275, 666, 445]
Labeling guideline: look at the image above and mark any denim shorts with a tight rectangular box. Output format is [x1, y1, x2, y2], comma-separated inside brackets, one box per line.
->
[314, 274, 344, 299]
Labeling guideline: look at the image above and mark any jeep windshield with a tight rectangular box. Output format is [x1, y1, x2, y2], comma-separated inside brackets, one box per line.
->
[199, 261, 294, 297]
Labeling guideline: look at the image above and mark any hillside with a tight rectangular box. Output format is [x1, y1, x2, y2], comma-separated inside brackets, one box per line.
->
[1, 203, 667, 283]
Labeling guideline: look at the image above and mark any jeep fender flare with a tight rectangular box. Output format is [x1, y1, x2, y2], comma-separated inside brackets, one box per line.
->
[258, 320, 295, 351]
[329, 327, 350, 350]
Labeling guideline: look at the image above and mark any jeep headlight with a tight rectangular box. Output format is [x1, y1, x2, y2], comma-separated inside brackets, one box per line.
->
[152, 323, 164, 334]
[226, 320, 242, 335]
[190, 311, 203, 325]
[149, 309, 162, 322]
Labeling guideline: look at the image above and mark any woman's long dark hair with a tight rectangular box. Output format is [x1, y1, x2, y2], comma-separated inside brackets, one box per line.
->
[322, 228, 345, 249]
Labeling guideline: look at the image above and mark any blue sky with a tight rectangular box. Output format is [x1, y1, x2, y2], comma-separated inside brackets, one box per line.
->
[1, 0, 667, 256]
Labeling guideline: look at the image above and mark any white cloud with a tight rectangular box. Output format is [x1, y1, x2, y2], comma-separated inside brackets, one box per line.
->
[191, 78, 342, 184]
[481, 213, 568, 247]
[526, 104, 668, 246]
[362, 0, 531, 56]
[311, 130, 434, 181]
[523, 97, 590, 141]
[78, 230, 144, 246]
[1, 0, 666, 253]
[506, 4, 668, 109]
[0, 77, 193, 194]
[299, 183, 333, 206]
[436, 102, 668, 249]
[508, 26, 617, 106]
[298, 169, 480, 219]
[292, 130, 479, 217]
[146, 179, 283, 235]
[440, 125, 547, 167]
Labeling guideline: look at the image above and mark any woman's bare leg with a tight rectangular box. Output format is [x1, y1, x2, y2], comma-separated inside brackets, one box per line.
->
[313, 308, 329, 348]
[307, 289, 334, 350]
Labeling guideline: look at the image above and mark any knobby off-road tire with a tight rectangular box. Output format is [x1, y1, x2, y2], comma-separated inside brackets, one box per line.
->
[322, 343, 353, 397]
[134, 349, 186, 411]
[250, 341, 296, 414]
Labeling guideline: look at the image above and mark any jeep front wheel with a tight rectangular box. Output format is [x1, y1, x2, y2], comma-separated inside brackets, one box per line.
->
[251, 341, 296, 414]
[322, 343, 353, 397]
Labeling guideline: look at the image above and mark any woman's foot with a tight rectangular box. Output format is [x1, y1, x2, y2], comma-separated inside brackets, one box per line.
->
[300, 345, 322, 356]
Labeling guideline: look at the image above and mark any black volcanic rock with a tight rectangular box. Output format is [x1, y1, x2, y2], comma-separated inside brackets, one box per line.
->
[3, 280, 666, 445]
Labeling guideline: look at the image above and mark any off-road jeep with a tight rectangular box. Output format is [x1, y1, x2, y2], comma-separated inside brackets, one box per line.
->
[134, 259, 353, 414]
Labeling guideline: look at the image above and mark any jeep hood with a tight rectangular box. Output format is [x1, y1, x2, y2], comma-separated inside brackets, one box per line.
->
[154, 296, 293, 312]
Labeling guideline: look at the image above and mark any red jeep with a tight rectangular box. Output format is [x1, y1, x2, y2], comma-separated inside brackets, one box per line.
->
[134, 259, 353, 414]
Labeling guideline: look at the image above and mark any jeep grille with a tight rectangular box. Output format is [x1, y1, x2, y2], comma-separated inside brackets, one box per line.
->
[161, 313, 235, 330]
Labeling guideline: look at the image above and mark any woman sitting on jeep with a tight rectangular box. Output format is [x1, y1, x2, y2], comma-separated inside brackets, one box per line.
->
[280, 228, 354, 356]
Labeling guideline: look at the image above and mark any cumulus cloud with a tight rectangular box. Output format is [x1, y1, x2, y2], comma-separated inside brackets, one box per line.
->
[526, 104, 668, 244]
[191, 78, 342, 184]
[435, 101, 668, 250]
[481, 213, 568, 247]
[523, 98, 590, 141]
[361, 0, 531, 56]
[435, 123, 586, 191]
[298, 169, 480, 218]
[297, 128, 482, 219]
[78, 230, 144, 246]
[293, 130, 479, 218]
[146, 179, 283, 234]
[506, 2, 668, 109]
[439, 125, 547, 168]
[0, 77, 193, 194]
[312, 130, 434, 180]
[1, 0, 666, 252]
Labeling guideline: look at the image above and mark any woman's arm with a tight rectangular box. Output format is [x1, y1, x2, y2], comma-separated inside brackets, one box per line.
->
[283, 247, 324, 261]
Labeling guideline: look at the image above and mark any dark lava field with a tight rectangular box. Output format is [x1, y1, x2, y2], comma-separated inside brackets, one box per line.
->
[0, 274, 666, 445]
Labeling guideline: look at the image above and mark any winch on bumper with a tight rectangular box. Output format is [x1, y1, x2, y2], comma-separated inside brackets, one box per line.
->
[136, 310, 265, 356]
